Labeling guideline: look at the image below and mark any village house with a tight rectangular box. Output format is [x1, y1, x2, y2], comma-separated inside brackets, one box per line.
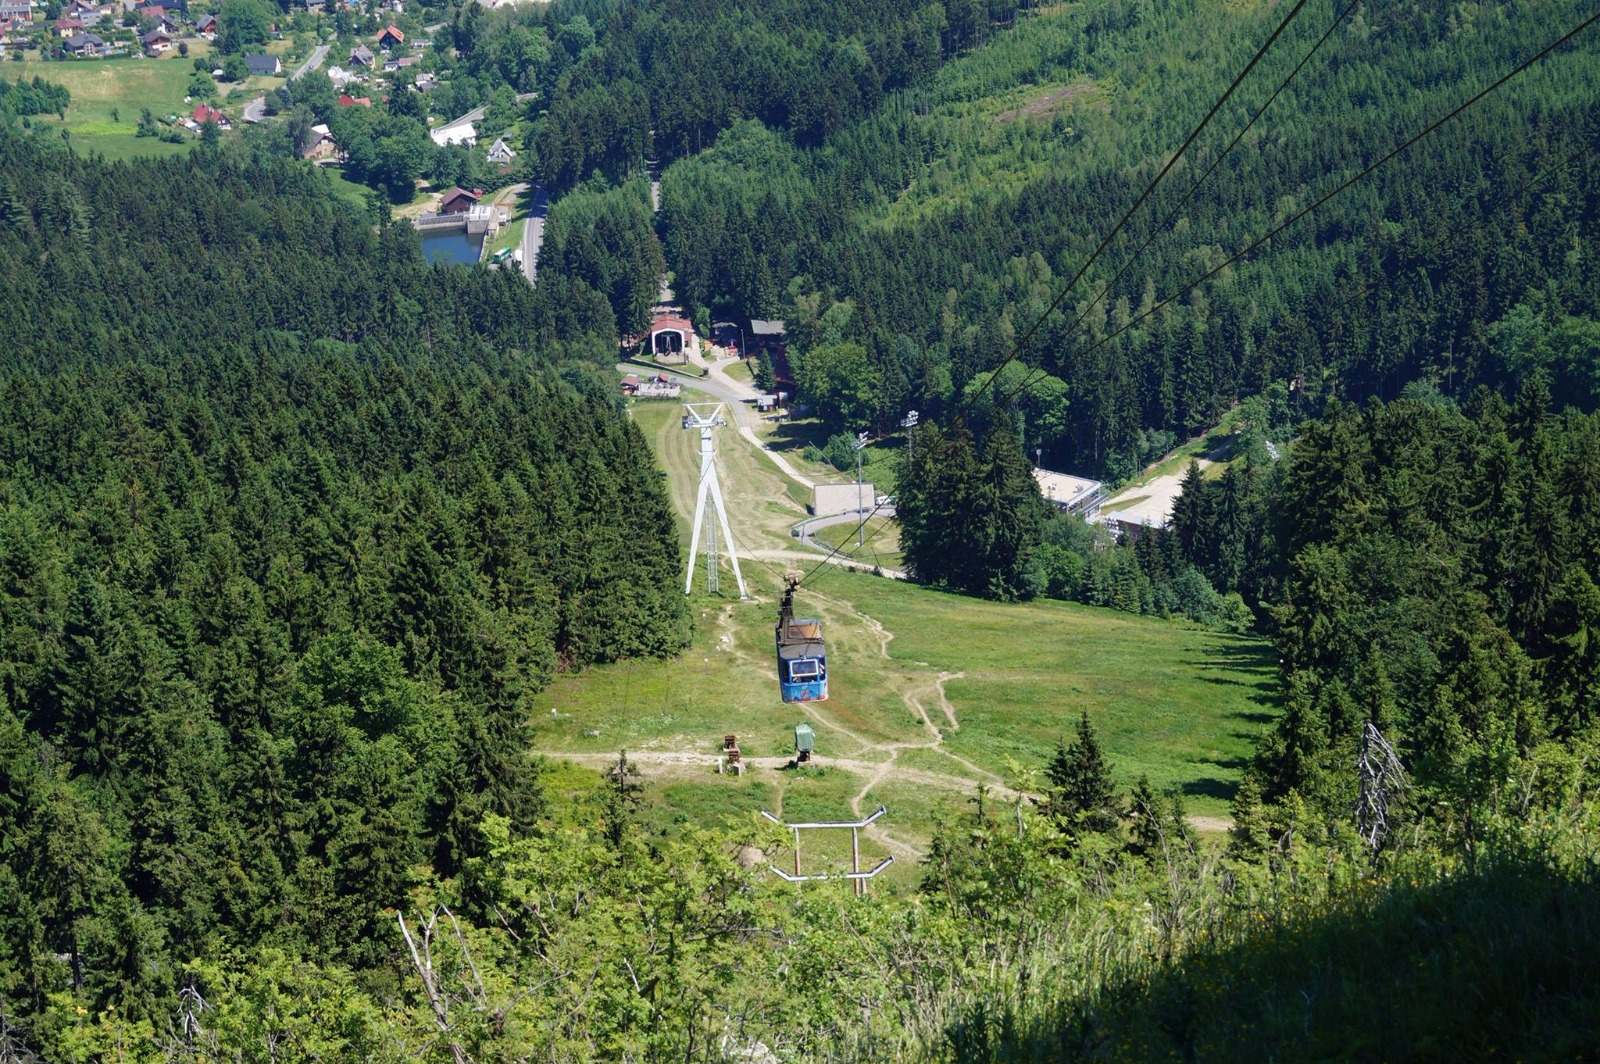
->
[194, 11, 213, 35]
[486, 137, 516, 165]
[437, 187, 482, 215]
[139, 26, 171, 52]
[348, 43, 373, 67]
[375, 23, 402, 50]
[337, 93, 371, 107]
[303, 0, 324, 11]
[0, 0, 32, 20]
[193, 102, 229, 128]
[63, 31, 107, 54]
[300, 123, 339, 162]
[412, 71, 437, 92]
[243, 53, 281, 76]
[54, 17, 83, 35]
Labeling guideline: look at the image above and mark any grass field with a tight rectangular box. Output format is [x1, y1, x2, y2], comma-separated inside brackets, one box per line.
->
[539, 381, 1281, 884]
[11, 57, 201, 160]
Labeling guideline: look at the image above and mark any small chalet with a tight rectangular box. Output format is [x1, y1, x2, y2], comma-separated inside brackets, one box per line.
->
[139, 26, 171, 52]
[63, 31, 106, 55]
[412, 71, 437, 92]
[54, 17, 84, 34]
[348, 43, 373, 66]
[486, 137, 516, 165]
[194, 10, 214, 35]
[243, 53, 281, 76]
[437, 187, 482, 215]
[337, 93, 371, 107]
[375, 23, 402, 49]
[300, 123, 338, 162]
[193, 102, 229, 128]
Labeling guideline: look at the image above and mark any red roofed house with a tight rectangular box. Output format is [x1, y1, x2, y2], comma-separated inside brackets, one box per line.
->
[437, 187, 481, 215]
[649, 314, 695, 358]
[193, 103, 231, 129]
[376, 23, 403, 50]
[337, 93, 372, 107]
[55, 18, 84, 36]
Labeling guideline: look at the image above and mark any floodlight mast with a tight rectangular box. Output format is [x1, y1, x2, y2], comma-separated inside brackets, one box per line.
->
[683, 403, 748, 599]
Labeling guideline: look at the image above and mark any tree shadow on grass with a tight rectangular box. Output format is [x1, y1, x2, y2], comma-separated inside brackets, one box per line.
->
[1180, 776, 1237, 803]
[943, 859, 1600, 1063]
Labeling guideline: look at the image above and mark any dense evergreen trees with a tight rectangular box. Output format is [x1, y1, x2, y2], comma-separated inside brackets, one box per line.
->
[0, 135, 687, 1039]
[896, 419, 1047, 598]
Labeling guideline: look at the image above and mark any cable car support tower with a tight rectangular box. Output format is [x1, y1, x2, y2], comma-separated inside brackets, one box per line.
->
[682, 402, 748, 599]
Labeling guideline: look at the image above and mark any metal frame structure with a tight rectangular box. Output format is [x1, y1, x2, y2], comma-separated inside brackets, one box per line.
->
[682, 403, 748, 599]
[759, 806, 894, 895]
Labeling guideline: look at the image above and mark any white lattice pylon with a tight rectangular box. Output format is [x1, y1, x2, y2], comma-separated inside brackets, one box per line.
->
[682, 403, 748, 599]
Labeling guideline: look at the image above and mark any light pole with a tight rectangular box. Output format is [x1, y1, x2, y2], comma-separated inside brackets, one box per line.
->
[1036, 447, 1042, 470]
[900, 409, 919, 466]
[855, 430, 869, 548]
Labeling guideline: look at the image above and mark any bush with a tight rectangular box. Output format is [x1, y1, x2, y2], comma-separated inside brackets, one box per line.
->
[822, 431, 859, 472]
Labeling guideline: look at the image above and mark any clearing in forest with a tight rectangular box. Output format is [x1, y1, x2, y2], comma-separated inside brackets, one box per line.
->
[532, 380, 1278, 879]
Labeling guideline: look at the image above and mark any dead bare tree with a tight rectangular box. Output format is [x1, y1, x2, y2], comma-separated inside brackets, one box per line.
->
[398, 909, 472, 1064]
[1356, 720, 1408, 852]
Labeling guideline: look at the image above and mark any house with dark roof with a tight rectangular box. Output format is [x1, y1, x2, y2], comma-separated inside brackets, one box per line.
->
[194, 11, 214, 35]
[437, 187, 481, 215]
[243, 53, 281, 76]
[139, 26, 171, 51]
[300, 122, 338, 162]
[348, 43, 373, 66]
[63, 31, 106, 54]
[0, 0, 31, 19]
[375, 23, 402, 49]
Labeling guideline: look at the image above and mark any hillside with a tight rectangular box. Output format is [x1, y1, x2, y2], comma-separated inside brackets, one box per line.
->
[658, 0, 1600, 478]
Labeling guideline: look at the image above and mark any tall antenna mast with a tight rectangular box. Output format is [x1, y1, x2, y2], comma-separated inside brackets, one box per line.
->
[682, 402, 748, 599]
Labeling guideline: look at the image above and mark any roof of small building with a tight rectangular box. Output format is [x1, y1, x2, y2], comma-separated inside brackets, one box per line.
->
[377, 23, 402, 41]
[243, 53, 279, 73]
[750, 319, 786, 336]
[140, 26, 170, 42]
[650, 315, 693, 334]
[55, 18, 84, 28]
[64, 31, 103, 46]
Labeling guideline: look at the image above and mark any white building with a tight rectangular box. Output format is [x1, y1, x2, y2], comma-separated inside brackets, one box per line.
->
[430, 118, 477, 147]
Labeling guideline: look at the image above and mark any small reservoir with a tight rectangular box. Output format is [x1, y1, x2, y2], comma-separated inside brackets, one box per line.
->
[420, 229, 484, 266]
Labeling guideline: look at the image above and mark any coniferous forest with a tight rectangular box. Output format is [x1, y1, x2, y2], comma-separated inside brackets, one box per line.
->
[0, 135, 690, 1050]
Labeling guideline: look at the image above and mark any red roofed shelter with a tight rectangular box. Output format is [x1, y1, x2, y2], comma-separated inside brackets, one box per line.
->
[649, 314, 694, 357]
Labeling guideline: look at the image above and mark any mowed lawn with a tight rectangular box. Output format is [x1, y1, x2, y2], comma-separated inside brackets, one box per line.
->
[814, 571, 1279, 812]
[12, 57, 203, 160]
[537, 563, 1279, 822]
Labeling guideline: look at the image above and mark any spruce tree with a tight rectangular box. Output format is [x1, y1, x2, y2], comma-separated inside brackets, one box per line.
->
[1044, 712, 1120, 837]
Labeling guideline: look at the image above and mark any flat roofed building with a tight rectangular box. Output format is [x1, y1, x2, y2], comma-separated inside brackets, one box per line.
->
[1033, 469, 1103, 514]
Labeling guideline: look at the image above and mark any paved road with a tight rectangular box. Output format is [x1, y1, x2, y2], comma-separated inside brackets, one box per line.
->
[242, 96, 266, 123]
[290, 43, 330, 81]
[522, 184, 547, 282]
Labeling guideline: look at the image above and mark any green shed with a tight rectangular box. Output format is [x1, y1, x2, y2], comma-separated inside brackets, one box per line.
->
[793, 723, 815, 755]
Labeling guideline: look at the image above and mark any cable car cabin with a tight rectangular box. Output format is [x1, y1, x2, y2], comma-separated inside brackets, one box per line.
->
[776, 575, 828, 703]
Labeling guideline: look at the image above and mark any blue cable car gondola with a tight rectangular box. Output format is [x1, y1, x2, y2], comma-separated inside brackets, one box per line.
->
[776, 574, 827, 703]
